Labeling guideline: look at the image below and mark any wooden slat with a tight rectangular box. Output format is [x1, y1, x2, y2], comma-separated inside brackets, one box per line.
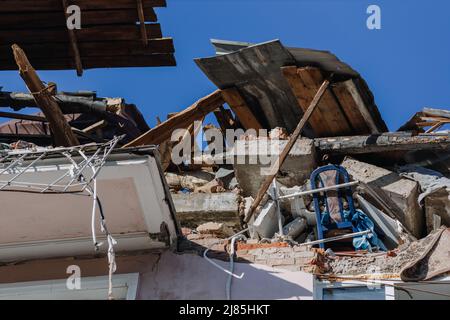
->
[342, 79, 381, 134]
[214, 106, 237, 132]
[0, 24, 162, 44]
[316, 133, 450, 154]
[12, 44, 79, 147]
[298, 67, 353, 136]
[281, 66, 332, 135]
[62, 0, 83, 76]
[0, 111, 47, 122]
[0, 54, 176, 70]
[136, 0, 149, 46]
[82, 120, 107, 133]
[221, 87, 263, 131]
[332, 80, 371, 134]
[0, 39, 174, 58]
[0, 9, 157, 30]
[0, 0, 166, 12]
[124, 90, 225, 147]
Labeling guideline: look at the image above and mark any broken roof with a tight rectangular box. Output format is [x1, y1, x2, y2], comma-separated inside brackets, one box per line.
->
[0, 0, 175, 75]
[195, 39, 388, 138]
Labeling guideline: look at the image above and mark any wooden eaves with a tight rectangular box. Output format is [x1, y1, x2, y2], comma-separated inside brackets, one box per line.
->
[0, 0, 175, 74]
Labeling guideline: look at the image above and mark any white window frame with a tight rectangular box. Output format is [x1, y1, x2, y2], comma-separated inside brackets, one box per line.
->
[314, 277, 395, 300]
[0, 273, 139, 300]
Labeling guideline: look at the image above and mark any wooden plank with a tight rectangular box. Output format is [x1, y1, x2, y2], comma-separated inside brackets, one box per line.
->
[0, 0, 167, 12]
[0, 9, 157, 30]
[214, 106, 236, 132]
[221, 87, 263, 131]
[82, 120, 107, 134]
[0, 39, 175, 58]
[281, 66, 332, 136]
[245, 78, 330, 223]
[425, 122, 444, 133]
[315, 133, 450, 154]
[342, 79, 381, 134]
[332, 80, 371, 134]
[124, 90, 225, 147]
[136, 0, 148, 46]
[12, 44, 79, 147]
[0, 111, 47, 122]
[62, 0, 83, 76]
[0, 24, 163, 44]
[423, 108, 450, 119]
[0, 54, 176, 70]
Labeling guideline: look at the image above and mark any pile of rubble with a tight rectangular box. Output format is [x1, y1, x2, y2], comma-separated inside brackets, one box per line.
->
[148, 40, 449, 282]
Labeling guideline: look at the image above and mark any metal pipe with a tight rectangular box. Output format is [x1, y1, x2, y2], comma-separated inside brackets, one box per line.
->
[0, 153, 46, 190]
[299, 229, 372, 247]
[271, 180, 284, 237]
[278, 181, 359, 200]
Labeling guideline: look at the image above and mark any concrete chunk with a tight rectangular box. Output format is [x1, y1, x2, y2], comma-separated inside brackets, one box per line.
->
[252, 200, 284, 239]
[425, 188, 450, 232]
[196, 222, 234, 238]
[232, 138, 317, 197]
[172, 192, 239, 227]
[341, 158, 424, 238]
[281, 217, 307, 239]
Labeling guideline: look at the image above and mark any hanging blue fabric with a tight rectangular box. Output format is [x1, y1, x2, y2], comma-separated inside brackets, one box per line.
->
[344, 209, 387, 251]
[320, 209, 387, 251]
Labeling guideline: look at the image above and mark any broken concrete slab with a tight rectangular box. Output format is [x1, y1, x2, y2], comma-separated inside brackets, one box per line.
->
[425, 189, 450, 232]
[233, 138, 317, 197]
[165, 171, 215, 191]
[398, 165, 450, 233]
[251, 200, 284, 239]
[172, 192, 240, 227]
[342, 157, 424, 238]
[196, 222, 234, 238]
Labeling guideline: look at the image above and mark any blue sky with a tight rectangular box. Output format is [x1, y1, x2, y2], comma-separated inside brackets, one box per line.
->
[1, 0, 450, 131]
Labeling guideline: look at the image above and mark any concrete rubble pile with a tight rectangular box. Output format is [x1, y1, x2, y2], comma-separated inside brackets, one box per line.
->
[155, 40, 450, 286]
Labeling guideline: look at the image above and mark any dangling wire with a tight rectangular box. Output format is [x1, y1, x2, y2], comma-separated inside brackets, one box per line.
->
[0, 136, 123, 299]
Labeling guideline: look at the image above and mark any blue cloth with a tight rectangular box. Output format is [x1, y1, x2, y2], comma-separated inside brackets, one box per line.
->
[320, 209, 387, 251]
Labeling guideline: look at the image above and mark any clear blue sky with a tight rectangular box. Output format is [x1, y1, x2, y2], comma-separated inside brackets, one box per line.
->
[1, 0, 450, 131]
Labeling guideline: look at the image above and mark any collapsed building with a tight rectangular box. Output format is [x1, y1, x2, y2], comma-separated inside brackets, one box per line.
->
[0, 3, 449, 299]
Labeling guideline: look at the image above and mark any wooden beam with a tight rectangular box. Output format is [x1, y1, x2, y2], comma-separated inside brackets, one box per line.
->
[0, 111, 47, 122]
[0, 9, 158, 29]
[425, 122, 444, 133]
[0, 0, 168, 12]
[423, 108, 450, 119]
[136, 0, 148, 46]
[82, 120, 107, 134]
[342, 79, 381, 134]
[315, 133, 450, 155]
[331, 80, 371, 134]
[123, 90, 225, 147]
[62, 0, 83, 76]
[214, 106, 237, 132]
[244, 78, 330, 223]
[12, 44, 79, 147]
[221, 87, 263, 130]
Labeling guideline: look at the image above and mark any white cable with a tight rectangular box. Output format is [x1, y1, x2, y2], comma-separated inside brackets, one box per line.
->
[226, 234, 246, 300]
[90, 178, 100, 250]
[203, 228, 249, 279]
